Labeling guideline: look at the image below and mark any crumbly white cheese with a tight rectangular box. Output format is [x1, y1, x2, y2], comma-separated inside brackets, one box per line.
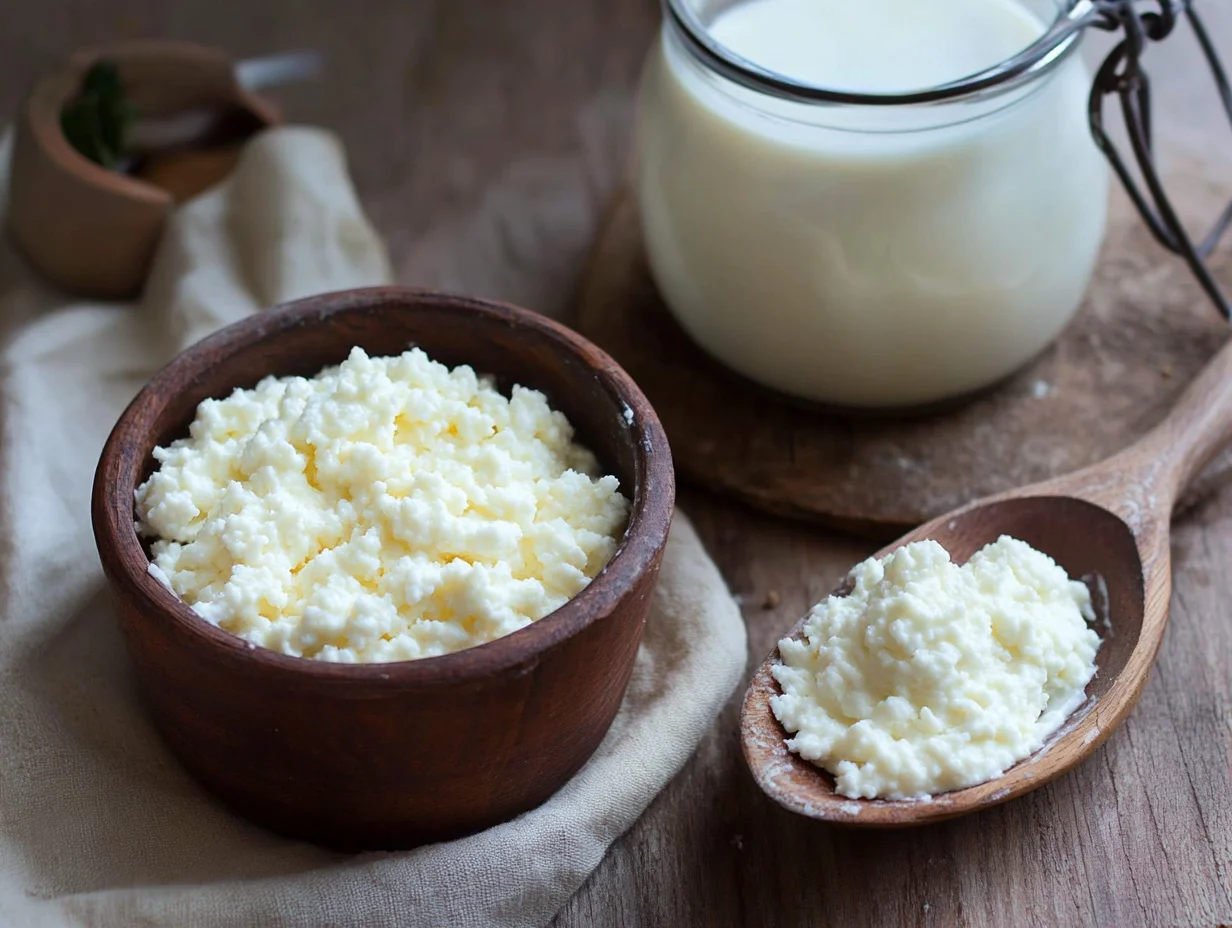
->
[135, 347, 630, 662]
[770, 536, 1100, 800]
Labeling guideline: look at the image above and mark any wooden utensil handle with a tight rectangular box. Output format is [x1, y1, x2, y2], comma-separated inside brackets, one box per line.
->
[1138, 335, 1232, 503]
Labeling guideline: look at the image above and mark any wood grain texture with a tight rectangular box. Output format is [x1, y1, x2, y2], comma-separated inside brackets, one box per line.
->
[91, 288, 675, 850]
[3, 0, 1230, 924]
[744, 337, 1232, 828]
[574, 179, 1232, 533]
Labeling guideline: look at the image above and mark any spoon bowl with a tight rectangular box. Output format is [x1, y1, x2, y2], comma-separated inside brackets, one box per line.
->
[742, 337, 1232, 826]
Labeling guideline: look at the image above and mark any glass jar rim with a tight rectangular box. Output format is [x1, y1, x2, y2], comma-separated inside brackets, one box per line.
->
[665, 0, 1100, 106]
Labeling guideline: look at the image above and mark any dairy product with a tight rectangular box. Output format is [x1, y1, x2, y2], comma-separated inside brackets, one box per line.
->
[706, 0, 1038, 93]
[135, 347, 630, 662]
[636, 0, 1108, 407]
[770, 537, 1100, 799]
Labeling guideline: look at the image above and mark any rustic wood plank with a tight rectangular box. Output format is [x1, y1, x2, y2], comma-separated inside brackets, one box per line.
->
[573, 182, 1232, 533]
[554, 489, 1232, 928]
[2, 1, 1230, 925]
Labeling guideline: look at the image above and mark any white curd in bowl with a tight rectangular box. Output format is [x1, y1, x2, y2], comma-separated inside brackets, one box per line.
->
[636, 0, 1108, 407]
[135, 347, 630, 663]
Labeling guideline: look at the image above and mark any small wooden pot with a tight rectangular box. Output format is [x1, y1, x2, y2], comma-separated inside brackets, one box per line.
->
[8, 41, 279, 299]
[91, 288, 675, 850]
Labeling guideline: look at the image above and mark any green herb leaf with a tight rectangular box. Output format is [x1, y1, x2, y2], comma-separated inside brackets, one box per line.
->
[60, 60, 134, 169]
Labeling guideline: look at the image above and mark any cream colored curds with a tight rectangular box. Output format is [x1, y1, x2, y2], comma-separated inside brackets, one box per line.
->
[770, 537, 1100, 799]
[135, 347, 630, 662]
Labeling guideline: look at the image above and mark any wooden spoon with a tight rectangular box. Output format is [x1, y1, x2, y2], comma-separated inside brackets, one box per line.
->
[741, 336, 1232, 826]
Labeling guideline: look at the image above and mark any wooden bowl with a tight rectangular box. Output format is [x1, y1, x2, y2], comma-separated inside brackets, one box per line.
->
[8, 41, 279, 299]
[91, 287, 675, 850]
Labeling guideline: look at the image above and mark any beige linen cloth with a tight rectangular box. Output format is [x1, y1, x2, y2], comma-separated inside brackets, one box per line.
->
[0, 127, 747, 927]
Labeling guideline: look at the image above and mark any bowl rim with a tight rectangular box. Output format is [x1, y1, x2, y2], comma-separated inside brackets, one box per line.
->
[91, 286, 675, 691]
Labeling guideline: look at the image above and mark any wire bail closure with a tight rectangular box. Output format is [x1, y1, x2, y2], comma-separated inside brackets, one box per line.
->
[1088, 1, 1232, 319]
[665, 0, 1232, 320]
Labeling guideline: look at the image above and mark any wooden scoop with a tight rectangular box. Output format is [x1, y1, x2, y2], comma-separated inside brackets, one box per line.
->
[741, 336, 1232, 826]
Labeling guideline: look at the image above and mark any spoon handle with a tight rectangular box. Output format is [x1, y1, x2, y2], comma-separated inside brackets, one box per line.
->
[1136, 335, 1232, 503]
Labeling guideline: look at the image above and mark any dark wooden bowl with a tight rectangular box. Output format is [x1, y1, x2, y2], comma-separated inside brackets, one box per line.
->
[91, 287, 675, 850]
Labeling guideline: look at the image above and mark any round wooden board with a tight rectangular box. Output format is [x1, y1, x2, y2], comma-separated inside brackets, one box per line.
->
[575, 173, 1232, 535]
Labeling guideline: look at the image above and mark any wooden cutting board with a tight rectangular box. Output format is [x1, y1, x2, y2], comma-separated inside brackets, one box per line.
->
[575, 171, 1232, 536]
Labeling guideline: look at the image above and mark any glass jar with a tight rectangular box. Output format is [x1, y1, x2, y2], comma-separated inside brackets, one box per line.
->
[635, 0, 1109, 408]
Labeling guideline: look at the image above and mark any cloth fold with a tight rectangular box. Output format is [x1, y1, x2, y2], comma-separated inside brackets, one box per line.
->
[0, 126, 747, 928]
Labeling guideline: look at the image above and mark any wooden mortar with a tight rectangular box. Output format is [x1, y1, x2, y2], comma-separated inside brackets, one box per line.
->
[7, 41, 279, 299]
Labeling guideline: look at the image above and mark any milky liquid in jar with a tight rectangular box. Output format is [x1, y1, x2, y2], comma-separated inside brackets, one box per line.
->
[635, 0, 1108, 408]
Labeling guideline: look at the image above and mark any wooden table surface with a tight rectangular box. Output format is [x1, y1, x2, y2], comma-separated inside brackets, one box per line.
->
[4, 2, 1231, 925]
